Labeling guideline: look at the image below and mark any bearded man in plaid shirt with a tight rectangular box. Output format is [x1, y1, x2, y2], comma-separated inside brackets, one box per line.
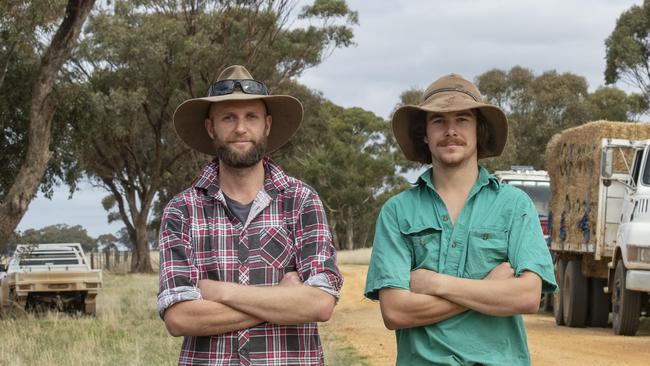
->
[157, 65, 342, 366]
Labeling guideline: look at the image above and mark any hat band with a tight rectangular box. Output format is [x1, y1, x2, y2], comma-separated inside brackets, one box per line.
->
[422, 87, 479, 103]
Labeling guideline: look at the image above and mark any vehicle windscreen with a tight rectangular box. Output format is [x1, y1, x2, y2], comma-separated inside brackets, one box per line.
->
[503, 180, 551, 215]
[643, 149, 650, 186]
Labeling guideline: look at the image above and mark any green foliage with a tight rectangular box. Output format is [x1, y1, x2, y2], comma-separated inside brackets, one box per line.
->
[476, 66, 647, 170]
[605, 0, 650, 96]
[57, 0, 357, 269]
[279, 101, 409, 249]
[14, 224, 97, 252]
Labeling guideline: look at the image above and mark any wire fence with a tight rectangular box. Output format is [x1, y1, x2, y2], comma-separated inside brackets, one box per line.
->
[88, 250, 160, 273]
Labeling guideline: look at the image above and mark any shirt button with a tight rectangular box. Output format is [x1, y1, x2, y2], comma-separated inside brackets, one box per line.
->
[442, 215, 449, 222]
[451, 241, 458, 248]
[241, 348, 249, 356]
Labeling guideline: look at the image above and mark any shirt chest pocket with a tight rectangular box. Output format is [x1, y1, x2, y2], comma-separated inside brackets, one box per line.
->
[256, 226, 293, 269]
[401, 226, 442, 271]
[464, 229, 509, 279]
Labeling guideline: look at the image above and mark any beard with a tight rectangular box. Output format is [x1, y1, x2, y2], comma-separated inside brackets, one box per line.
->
[213, 136, 267, 168]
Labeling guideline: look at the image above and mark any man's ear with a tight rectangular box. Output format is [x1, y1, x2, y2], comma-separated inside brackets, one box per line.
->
[265, 114, 272, 137]
[205, 118, 215, 139]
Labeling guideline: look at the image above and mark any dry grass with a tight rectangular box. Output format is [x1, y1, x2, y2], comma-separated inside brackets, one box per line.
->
[336, 248, 372, 265]
[0, 270, 364, 365]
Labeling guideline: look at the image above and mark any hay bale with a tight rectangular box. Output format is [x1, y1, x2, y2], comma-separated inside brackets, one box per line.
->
[545, 120, 650, 251]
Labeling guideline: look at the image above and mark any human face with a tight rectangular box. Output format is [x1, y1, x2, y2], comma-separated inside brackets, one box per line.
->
[425, 109, 478, 167]
[204, 99, 272, 168]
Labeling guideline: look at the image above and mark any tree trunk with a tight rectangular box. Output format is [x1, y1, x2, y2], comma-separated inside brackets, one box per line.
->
[130, 217, 153, 273]
[329, 216, 340, 250]
[0, 0, 95, 252]
[345, 207, 354, 251]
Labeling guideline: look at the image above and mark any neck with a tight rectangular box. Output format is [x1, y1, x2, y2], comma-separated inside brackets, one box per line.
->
[218, 160, 265, 204]
[430, 157, 479, 193]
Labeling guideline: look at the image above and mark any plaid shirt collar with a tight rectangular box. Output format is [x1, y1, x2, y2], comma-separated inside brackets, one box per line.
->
[193, 156, 291, 198]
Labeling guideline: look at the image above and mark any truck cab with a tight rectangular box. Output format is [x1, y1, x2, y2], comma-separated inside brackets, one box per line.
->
[493, 166, 551, 243]
[600, 139, 650, 335]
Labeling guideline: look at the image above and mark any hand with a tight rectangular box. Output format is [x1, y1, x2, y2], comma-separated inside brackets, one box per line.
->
[484, 262, 515, 280]
[410, 268, 439, 295]
[280, 271, 302, 287]
[198, 279, 225, 301]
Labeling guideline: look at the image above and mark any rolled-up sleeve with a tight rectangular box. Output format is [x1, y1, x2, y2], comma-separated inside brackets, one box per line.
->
[507, 194, 558, 293]
[295, 190, 343, 299]
[157, 199, 202, 318]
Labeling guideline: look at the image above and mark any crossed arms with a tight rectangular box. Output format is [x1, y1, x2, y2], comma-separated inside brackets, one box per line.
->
[164, 272, 336, 337]
[379, 262, 542, 330]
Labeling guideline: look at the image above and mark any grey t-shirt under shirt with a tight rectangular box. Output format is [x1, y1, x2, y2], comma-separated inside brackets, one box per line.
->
[223, 193, 253, 225]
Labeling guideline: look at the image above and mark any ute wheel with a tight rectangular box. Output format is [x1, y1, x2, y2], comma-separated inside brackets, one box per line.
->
[563, 260, 588, 327]
[553, 258, 566, 325]
[587, 277, 610, 327]
[84, 299, 96, 316]
[612, 260, 640, 335]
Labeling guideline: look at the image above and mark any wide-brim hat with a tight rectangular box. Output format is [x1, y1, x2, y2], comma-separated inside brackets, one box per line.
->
[173, 65, 303, 155]
[392, 73, 508, 162]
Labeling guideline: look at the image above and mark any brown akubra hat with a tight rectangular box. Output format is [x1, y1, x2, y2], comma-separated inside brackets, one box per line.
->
[392, 73, 508, 162]
[173, 65, 303, 155]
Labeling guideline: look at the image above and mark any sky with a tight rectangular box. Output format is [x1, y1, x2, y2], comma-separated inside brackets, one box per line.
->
[16, 0, 642, 238]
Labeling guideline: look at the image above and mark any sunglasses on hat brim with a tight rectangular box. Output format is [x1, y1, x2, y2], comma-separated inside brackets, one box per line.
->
[207, 79, 269, 97]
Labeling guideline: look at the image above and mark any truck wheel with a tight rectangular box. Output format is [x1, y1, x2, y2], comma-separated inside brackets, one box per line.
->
[563, 260, 588, 327]
[553, 258, 565, 325]
[612, 260, 640, 335]
[587, 277, 610, 327]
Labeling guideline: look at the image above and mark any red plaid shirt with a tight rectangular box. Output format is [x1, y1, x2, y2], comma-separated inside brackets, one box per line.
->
[157, 158, 342, 366]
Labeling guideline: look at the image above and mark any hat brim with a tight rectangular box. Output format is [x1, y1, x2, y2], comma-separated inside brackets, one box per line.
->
[173, 93, 303, 155]
[392, 98, 508, 162]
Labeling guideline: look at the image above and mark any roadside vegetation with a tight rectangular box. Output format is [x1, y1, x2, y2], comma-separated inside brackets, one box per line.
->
[0, 266, 367, 366]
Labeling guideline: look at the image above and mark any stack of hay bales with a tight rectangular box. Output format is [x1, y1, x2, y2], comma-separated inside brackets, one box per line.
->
[545, 121, 650, 252]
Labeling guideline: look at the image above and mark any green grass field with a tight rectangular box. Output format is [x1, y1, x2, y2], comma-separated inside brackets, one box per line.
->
[0, 272, 365, 365]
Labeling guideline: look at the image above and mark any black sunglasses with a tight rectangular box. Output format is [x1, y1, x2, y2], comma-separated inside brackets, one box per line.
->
[207, 79, 269, 97]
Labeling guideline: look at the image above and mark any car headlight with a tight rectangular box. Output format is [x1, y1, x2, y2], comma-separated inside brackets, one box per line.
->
[627, 245, 650, 264]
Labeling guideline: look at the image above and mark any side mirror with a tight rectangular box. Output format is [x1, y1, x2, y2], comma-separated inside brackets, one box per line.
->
[601, 148, 613, 178]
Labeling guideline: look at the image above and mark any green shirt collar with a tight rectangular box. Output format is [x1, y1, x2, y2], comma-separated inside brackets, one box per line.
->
[416, 165, 500, 192]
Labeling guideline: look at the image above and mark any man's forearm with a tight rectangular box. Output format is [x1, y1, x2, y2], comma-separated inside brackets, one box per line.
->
[378, 288, 466, 330]
[429, 272, 542, 316]
[201, 280, 336, 325]
[163, 299, 263, 337]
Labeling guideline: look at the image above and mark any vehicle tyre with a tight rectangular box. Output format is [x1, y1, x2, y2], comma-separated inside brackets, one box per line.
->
[563, 260, 588, 327]
[553, 258, 565, 325]
[587, 277, 610, 327]
[612, 260, 640, 335]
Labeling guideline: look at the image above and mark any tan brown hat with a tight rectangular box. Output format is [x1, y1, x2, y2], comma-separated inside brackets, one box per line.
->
[392, 73, 508, 162]
[173, 65, 303, 155]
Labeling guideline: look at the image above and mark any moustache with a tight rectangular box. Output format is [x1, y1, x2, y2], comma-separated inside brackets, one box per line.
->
[437, 138, 466, 147]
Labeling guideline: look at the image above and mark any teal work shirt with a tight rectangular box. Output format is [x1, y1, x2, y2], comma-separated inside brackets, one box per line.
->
[364, 166, 557, 366]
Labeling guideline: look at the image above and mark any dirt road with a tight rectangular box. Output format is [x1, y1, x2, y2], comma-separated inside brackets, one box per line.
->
[321, 264, 650, 366]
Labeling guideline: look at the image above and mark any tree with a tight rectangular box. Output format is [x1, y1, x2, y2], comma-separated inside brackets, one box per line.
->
[0, 0, 95, 252]
[476, 66, 646, 170]
[289, 102, 409, 250]
[63, 0, 357, 272]
[15, 224, 97, 252]
[588, 86, 648, 122]
[605, 0, 650, 97]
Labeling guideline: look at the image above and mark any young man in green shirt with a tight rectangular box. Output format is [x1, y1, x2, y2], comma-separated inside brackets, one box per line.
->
[365, 74, 557, 366]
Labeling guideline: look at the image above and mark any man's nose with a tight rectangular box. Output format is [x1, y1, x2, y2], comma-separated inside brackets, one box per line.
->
[233, 117, 247, 133]
[444, 121, 458, 136]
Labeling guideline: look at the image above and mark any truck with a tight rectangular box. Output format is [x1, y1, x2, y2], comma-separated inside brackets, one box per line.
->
[546, 121, 650, 335]
[493, 166, 551, 243]
[0, 243, 102, 315]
